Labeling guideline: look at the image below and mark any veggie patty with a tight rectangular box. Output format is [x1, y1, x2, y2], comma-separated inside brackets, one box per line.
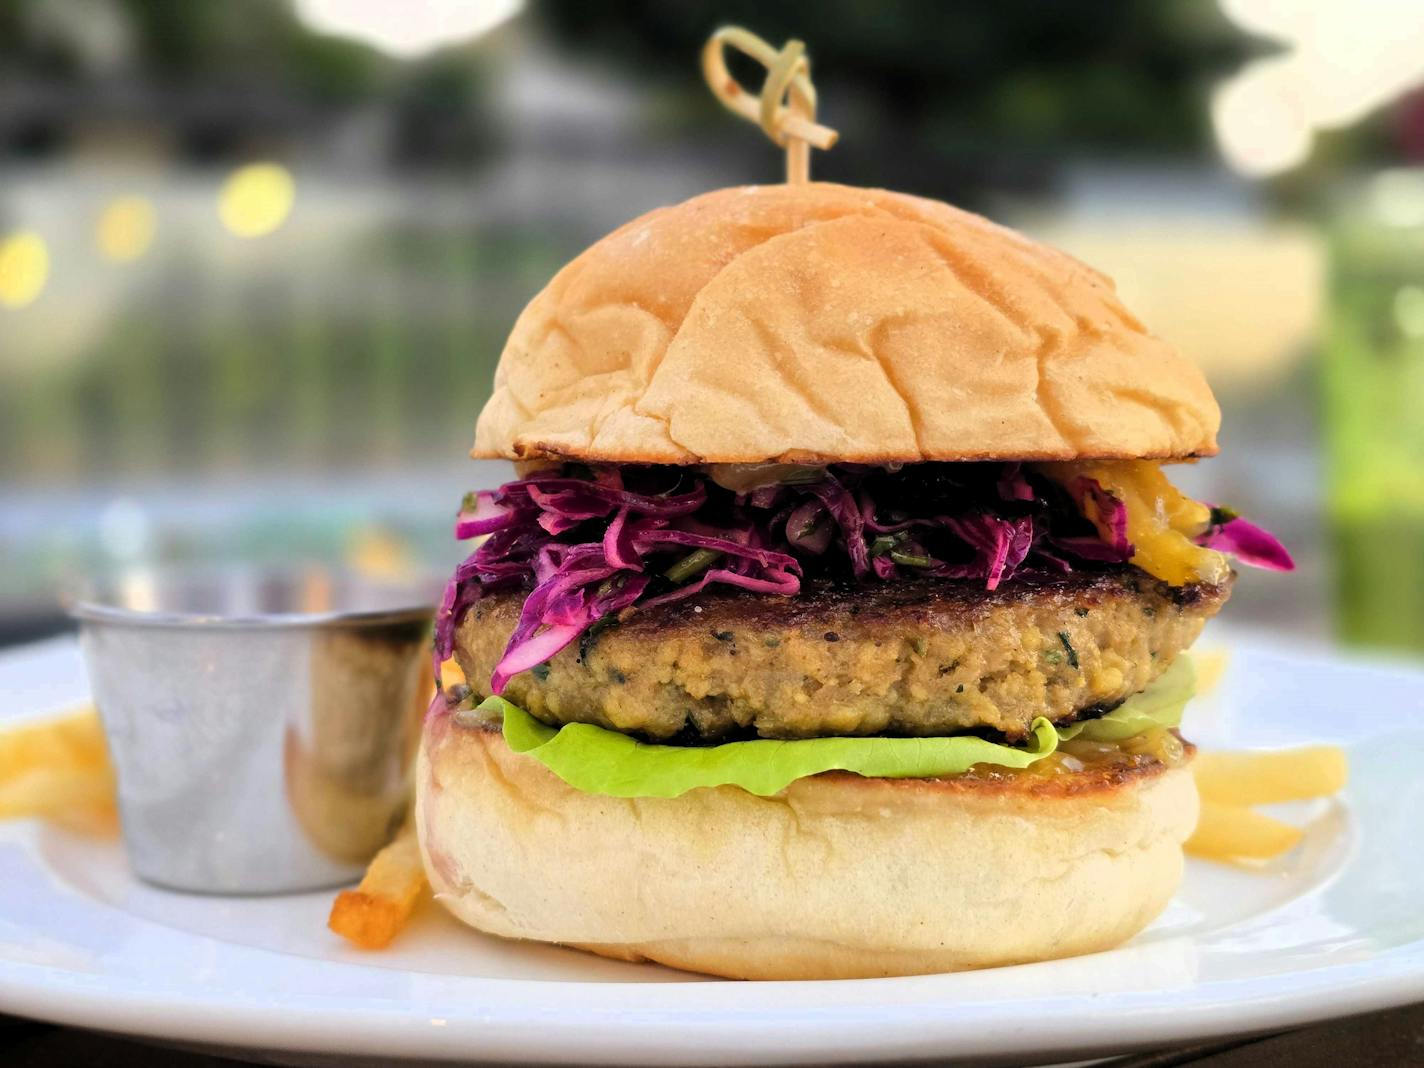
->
[454, 568, 1231, 741]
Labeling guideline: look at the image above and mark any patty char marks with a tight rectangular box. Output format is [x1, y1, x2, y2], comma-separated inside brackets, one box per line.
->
[454, 568, 1231, 742]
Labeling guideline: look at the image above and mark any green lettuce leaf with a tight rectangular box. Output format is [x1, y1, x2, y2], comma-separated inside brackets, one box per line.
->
[479, 655, 1195, 799]
[1057, 656, 1194, 742]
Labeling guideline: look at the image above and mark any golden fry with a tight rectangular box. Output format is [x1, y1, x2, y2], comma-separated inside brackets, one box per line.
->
[1190, 649, 1229, 695]
[44, 802, 120, 838]
[0, 768, 116, 819]
[0, 706, 110, 780]
[0, 706, 117, 831]
[1185, 800, 1304, 861]
[1193, 746, 1348, 807]
[328, 821, 428, 950]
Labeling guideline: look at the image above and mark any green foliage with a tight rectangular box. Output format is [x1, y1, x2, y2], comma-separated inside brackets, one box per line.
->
[0, 0, 480, 114]
[539, 0, 1250, 155]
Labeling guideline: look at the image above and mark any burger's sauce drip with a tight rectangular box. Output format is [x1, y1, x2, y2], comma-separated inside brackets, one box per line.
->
[963, 727, 1190, 783]
[1038, 460, 1230, 587]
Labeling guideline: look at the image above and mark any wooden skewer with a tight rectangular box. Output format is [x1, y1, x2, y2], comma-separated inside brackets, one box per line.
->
[701, 26, 840, 185]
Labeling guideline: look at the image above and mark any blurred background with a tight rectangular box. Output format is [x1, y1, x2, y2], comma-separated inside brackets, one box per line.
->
[2, 0, 1421, 654]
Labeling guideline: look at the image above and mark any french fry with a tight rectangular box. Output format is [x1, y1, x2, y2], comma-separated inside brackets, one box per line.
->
[0, 768, 116, 819]
[1193, 746, 1348, 807]
[0, 705, 110, 780]
[1186, 800, 1305, 861]
[328, 820, 428, 949]
[0, 706, 117, 832]
[1190, 649, 1229, 695]
[44, 802, 120, 837]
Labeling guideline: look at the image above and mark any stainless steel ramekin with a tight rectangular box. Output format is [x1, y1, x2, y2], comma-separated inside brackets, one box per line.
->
[71, 567, 436, 894]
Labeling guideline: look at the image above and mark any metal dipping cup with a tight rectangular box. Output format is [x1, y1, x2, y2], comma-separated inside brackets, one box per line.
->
[71, 568, 436, 894]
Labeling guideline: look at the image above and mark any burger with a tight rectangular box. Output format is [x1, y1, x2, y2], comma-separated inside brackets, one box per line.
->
[417, 182, 1293, 980]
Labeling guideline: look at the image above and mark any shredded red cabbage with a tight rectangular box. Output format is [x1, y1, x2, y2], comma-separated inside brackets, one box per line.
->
[1197, 507, 1295, 571]
[435, 463, 1288, 692]
[1070, 477, 1134, 558]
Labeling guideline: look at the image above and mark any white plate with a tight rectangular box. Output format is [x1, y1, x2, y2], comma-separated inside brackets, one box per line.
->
[1, 632, 1422, 1067]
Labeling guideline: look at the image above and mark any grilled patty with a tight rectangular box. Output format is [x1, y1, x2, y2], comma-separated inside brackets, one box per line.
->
[454, 568, 1231, 741]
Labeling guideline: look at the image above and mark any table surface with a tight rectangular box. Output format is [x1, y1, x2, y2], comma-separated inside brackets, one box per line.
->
[4, 1003, 1423, 1067]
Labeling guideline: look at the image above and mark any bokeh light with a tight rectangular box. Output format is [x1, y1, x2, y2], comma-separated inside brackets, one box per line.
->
[1212, 58, 1311, 177]
[0, 231, 50, 309]
[294, 0, 523, 59]
[96, 196, 157, 263]
[218, 163, 296, 238]
[1214, 0, 1424, 177]
[1369, 170, 1424, 227]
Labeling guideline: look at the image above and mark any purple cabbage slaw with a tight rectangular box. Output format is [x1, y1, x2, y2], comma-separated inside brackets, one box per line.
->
[1198, 506, 1295, 571]
[435, 463, 1291, 692]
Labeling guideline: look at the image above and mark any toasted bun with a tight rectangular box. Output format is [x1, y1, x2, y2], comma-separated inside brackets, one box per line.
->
[416, 716, 1198, 980]
[473, 183, 1219, 465]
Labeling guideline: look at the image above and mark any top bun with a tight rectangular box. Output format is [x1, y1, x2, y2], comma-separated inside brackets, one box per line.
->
[473, 183, 1219, 465]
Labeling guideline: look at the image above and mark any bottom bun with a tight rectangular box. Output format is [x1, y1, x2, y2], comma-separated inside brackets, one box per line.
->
[416, 715, 1198, 980]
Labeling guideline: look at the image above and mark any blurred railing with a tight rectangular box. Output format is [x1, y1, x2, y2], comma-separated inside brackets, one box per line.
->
[1, 175, 576, 486]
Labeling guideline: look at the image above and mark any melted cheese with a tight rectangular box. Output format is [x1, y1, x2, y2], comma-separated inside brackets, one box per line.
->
[1037, 460, 1229, 586]
[439, 657, 467, 688]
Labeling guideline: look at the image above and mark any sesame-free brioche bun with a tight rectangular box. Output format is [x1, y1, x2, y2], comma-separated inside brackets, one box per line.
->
[416, 715, 1199, 981]
[473, 182, 1220, 467]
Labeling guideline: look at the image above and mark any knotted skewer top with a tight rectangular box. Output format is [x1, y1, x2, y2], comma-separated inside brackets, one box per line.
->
[701, 26, 840, 184]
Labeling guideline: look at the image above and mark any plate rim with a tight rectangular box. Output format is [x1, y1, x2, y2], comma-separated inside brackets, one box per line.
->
[1, 631, 1422, 1065]
[1, 942, 1423, 1066]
